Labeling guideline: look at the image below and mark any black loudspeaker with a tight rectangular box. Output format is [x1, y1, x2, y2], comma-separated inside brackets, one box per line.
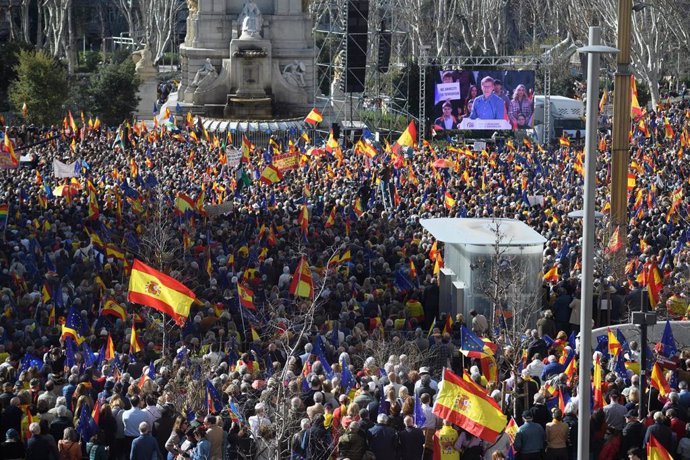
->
[377, 25, 392, 73]
[332, 123, 341, 140]
[340, 0, 369, 93]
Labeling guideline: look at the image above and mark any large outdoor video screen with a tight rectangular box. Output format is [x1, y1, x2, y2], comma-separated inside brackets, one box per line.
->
[431, 70, 535, 132]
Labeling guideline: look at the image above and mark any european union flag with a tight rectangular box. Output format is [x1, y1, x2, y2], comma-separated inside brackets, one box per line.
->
[205, 380, 223, 414]
[340, 358, 355, 392]
[595, 335, 608, 355]
[65, 337, 77, 368]
[19, 354, 43, 374]
[660, 320, 677, 357]
[459, 325, 486, 357]
[568, 331, 577, 350]
[313, 336, 333, 379]
[76, 403, 98, 440]
[414, 394, 426, 427]
[81, 342, 96, 367]
[614, 350, 628, 380]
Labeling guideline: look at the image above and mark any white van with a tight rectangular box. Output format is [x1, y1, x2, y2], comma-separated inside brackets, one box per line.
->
[529, 95, 586, 144]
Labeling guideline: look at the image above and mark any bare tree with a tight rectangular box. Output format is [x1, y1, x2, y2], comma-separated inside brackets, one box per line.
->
[559, 0, 690, 107]
[139, 0, 185, 64]
[472, 220, 543, 370]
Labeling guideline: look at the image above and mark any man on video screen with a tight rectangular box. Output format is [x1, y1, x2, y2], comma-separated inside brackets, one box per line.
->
[469, 76, 505, 120]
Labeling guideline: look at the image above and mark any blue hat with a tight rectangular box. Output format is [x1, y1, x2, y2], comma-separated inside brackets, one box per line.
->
[5, 428, 18, 440]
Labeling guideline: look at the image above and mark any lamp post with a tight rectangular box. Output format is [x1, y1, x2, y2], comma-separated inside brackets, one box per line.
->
[577, 26, 618, 460]
[610, 0, 633, 278]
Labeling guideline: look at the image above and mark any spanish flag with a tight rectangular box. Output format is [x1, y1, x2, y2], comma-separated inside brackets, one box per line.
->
[608, 327, 621, 357]
[443, 191, 456, 210]
[607, 226, 623, 253]
[599, 90, 608, 112]
[289, 257, 314, 299]
[392, 121, 417, 154]
[593, 353, 604, 411]
[627, 173, 636, 191]
[631, 77, 645, 119]
[242, 135, 253, 163]
[559, 134, 570, 147]
[543, 265, 559, 282]
[647, 434, 673, 460]
[259, 165, 283, 185]
[3, 129, 18, 167]
[304, 108, 323, 125]
[105, 334, 115, 361]
[325, 206, 336, 228]
[250, 325, 261, 342]
[130, 323, 142, 353]
[298, 203, 309, 237]
[647, 261, 663, 308]
[127, 259, 196, 325]
[650, 362, 671, 397]
[237, 283, 256, 311]
[102, 299, 126, 321]
[432, 368, 507, 442]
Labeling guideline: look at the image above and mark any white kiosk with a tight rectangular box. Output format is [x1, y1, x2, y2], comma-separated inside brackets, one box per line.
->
[420, 218, 546, 320]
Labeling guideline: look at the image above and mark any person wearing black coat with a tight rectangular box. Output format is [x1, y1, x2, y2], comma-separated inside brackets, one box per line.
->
[621, 410, 645, 456]
[367, 414, 398, 460]
[530, 394, 552, 429]
[306, 414, 332, 460]
[398, 416, 425, 460]
[643, 411, 675, 455]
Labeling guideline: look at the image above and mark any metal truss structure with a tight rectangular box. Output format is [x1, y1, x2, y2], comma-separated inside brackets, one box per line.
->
[417, 54, 553, 140]
[312, 0, 411, 139]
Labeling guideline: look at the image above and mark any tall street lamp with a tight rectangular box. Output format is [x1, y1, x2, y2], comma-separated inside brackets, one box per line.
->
[577, 26, 618, 460]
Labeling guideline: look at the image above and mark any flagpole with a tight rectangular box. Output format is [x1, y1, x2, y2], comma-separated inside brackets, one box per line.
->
[237, 286, 247, 346]
[161, 312, 166, 359]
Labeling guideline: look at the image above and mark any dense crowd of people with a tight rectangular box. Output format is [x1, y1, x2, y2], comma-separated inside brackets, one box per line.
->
[0, 95, 688, 460]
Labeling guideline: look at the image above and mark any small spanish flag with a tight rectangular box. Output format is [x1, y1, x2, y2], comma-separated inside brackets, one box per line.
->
[304, 108, 323, 125]
[250, 325, 261, 342]
[105, 334, 115, 361]
[443, 191, 456, 210]
[559, 134, 570, 147]
[288, 257, 314, 299]
[543, 265, 559, 282]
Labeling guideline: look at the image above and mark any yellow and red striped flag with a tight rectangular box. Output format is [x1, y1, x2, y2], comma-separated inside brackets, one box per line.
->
[304, 108, 323, 125]
[647, 434, 673, 460]
[432, 368, 507, 442]
[105, 334, 115, 360]
[127, 259, 196, 325]
[288, 257, 314, 299]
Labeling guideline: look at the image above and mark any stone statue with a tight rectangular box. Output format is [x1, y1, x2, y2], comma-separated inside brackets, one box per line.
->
[132, 45, 153, 72]
[191, 58, 218, 89]
[282, 60, 306, 87]
[187, 0, 198, 16]
[132, 45, 155, 76]
[239, 1, 263, 39]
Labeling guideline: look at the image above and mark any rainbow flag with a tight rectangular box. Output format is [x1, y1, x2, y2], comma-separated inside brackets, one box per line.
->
[0, 203, 8, 228]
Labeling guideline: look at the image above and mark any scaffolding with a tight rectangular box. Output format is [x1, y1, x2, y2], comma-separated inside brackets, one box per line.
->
[417, 54, 553, 142]
[312, 0, 412, 140]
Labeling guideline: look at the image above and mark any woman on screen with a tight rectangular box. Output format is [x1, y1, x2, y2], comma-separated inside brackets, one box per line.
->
[463, 85, 478, 116]
[509, 84, 534, 128]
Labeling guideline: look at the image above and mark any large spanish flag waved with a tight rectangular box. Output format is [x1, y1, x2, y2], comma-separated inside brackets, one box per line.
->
[432, 368, 507, 442]
[128, 259, 196, 325]
[392, 121, 416, 154]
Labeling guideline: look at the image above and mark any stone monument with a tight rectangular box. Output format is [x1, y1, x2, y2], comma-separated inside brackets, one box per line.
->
[177, 0, 314, 119]
[132, 45, 158, 118]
